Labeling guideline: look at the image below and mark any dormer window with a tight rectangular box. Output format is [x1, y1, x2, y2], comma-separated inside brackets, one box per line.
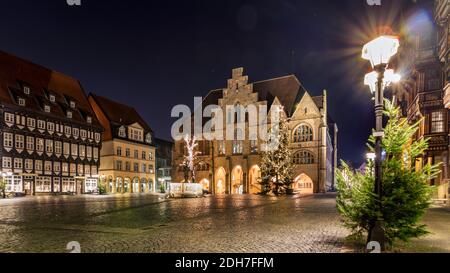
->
[67, 111, 73, 119]
[18, 98, 26, 106]
[118, 126, 126, 138]
[49, 95, 56, 103]
[87, 116, 92, 124]
[145, 133, 152, 144]
[44, 105, 51, 113]
[23, 86, 30, 95]
[70, 101, 76, 109]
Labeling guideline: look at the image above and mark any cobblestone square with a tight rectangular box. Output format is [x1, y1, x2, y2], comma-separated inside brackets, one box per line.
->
[0, 194, 448, 253]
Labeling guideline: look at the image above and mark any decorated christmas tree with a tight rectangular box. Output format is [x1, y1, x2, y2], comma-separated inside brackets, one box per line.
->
[180, 135, 200, 183]
[260, 106, 294, 195]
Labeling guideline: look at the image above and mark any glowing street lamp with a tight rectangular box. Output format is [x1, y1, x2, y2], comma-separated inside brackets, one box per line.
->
[362, 35, 400, 68]
[362, 35, 400, 251]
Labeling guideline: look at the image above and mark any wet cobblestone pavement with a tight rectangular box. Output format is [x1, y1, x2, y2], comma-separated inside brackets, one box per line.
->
[0, 193, 349, 253]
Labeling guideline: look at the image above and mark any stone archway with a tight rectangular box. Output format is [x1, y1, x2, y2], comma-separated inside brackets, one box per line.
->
[124, 178, 131, 193]
[132, 177, 140, 193]
[231, 166, 244, 194]
[141, 178, 148, 193]
[215, 167, 226, 195]
[116, 177, 124, 193]
[108, 176, 114, 193]
[249, 165, 261, 194]
[294, 174, 314, 195]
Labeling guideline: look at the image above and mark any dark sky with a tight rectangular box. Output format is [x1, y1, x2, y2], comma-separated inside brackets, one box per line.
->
[0, 0, 434, 164]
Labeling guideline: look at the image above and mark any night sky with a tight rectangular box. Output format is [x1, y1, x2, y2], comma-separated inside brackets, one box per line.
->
[0, 0, 435, 165]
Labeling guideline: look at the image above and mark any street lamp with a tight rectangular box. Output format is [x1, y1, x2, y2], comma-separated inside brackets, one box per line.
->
[362, 35, 400, 251]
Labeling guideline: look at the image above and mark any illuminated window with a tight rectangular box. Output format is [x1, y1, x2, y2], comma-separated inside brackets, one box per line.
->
[293, 151, 315, 165]
[293, 125, 313, 142]
[431, 111, 445, 133]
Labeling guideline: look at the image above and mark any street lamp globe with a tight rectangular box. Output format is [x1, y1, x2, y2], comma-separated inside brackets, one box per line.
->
[362, 35, 400, 68]
[364, 69, 401, 93]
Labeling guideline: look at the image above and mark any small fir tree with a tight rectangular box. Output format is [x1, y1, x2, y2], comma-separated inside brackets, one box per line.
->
[336, 99, 439, 247]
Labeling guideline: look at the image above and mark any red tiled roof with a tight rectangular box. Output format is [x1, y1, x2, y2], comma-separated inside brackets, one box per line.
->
[0, 50, 100, 127]
[89, 93, 152, 132]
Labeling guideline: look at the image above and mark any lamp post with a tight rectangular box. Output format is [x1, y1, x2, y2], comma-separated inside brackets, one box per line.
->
[362, 35, 400, 250]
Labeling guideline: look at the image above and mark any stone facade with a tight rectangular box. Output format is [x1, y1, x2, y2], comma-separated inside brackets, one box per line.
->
[172, 68, 338, 195]
[88, 94, 156, 194]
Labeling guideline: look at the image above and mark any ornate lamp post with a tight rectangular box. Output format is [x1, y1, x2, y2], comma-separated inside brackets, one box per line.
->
[362, 35, 400, 250]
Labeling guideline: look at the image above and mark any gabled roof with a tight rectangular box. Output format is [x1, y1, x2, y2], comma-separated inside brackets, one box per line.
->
[89, 93, 152, 132]
[0, 50, 100, 127]
[201, 74, 314, 117]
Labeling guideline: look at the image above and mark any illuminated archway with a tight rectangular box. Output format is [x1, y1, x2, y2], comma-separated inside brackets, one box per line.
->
[116, 177, 123, 193]
[132, 177, 140, 193]
[249, 165, 261, 194]
[293, 174, 314, 194]
[200, 178, 210, 191]
[124, 178, 131, 193]
[141, 178, 148, 193]
[215, 167, 226, 195]
[231, 166, 243, 194]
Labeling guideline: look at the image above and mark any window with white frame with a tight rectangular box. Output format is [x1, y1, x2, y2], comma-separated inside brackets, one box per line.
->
[53, 177, 60, 192]
[23, 86, 30, 95]
[45, 139, 53, 154]
[142, 151, 146, 160]
[91, 165, 97, 175]
[26, 136, 34, 152]
[77, 164, 84, 175]
[87, 116, 92, 124]
[36, 138, 44, 152]
[145, 133, 152, 144]
[73, 128, 79, 139]
[27, 117, 36, 129]
[25, 159, 33, 171]
[65, 126, 72, 136]
[49, 94, 56, 102]
[18, 97, 26, 106]
[93, 147, 99, 160]
[4, 112, 14, 124]
[14, 158, 23, 170]
[129, 128, 143, 141]
[62, 163, 69, 173]
[54, 162, 61, 174]
[431, 111, 445, 133]
[79, 145, 86, 158]
[63, 142, 70, 157]
[71, 144, 78, 157]
[70, 101, 76, 109]
[3, 133, 13, 148]
[15, 135, 24, 150]
[37, 120, 45, 130]
[35, 160, 43, 172]
[35, 176, 51, 193]
[86, 146, 92, 159]
[2, 157, 12, 169]
[55, 141, 62, 156]
[44, 161, 52, 174]
[44, 105, 51, 113]
[118, 126, 126, 137]
[70, 163, 76, 175]
[95, 133, 101, 143]
[67, 111, 73, 119]
[148, 152, 154, 161]
[47, 122, 55, 134]
[80, 129, 87, 139]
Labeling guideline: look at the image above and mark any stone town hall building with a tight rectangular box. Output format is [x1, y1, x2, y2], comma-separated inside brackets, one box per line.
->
[172, 68, 338, 195]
